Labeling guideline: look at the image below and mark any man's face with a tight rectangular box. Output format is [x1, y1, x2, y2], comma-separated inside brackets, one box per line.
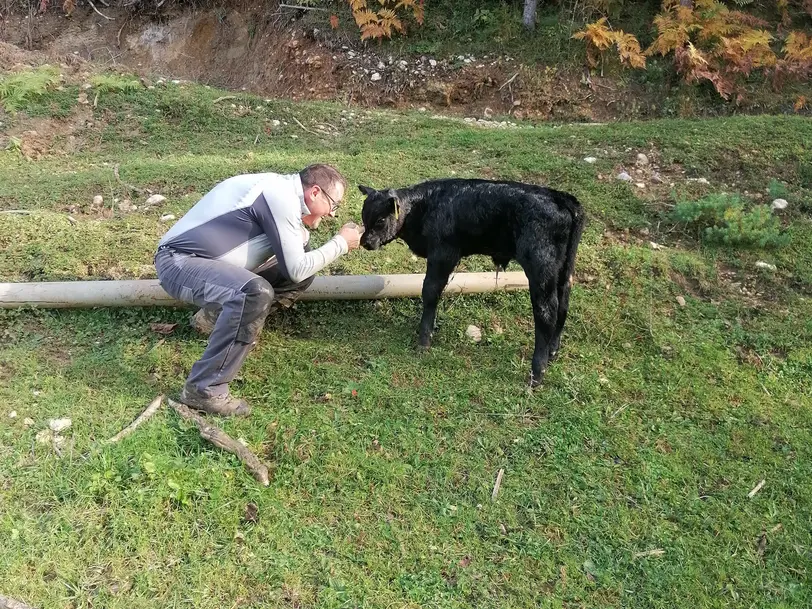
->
[303, 183, 344, 229]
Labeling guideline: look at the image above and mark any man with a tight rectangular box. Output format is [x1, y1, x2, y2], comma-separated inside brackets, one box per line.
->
[155, 164, 361, 416]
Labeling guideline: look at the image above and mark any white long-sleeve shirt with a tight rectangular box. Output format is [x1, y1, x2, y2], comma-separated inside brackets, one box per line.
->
[158, 172, 347, 282]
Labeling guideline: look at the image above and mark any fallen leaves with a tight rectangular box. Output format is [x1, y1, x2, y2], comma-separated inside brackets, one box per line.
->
[149, 322, 178, 335]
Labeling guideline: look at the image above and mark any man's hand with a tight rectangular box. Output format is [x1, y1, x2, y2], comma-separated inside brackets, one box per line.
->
[338, 222, 362, 251]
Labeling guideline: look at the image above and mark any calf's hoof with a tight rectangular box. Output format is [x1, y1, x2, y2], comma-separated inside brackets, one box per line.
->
[528, 372, 544, 388]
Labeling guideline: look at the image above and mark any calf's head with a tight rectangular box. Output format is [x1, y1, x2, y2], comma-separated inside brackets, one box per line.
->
[359, 185, 403, 251]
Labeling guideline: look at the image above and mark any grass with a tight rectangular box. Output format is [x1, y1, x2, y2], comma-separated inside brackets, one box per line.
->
[1, 75, 811, 609]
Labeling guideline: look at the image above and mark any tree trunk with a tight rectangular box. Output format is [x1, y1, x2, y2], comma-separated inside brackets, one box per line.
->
[523, 0, 538, 30]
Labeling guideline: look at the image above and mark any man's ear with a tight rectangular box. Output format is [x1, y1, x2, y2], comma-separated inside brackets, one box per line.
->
[358, 184, 375, 196]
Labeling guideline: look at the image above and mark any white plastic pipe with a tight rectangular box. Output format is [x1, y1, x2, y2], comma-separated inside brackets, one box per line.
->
[0, 272, 529, 309]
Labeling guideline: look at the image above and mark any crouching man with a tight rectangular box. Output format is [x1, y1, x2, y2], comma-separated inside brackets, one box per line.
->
[155, 164, 361, 416]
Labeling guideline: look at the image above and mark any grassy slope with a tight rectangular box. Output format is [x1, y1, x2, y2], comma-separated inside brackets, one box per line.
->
[0, 79, 811, 608]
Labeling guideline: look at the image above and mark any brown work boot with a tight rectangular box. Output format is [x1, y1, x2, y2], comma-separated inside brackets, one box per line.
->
[178, 385, 251, 417]
[190, 307, 220, 335]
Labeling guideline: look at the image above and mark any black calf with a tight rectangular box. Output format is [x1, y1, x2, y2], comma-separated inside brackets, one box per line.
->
[359, 178, 586, 387]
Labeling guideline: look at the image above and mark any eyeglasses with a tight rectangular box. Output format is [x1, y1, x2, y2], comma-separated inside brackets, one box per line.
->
[319, 186, 340, 214]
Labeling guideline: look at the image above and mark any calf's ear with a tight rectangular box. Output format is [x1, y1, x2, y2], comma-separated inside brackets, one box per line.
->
[386, 195, 402, 220]
[358, 184, 375, 196]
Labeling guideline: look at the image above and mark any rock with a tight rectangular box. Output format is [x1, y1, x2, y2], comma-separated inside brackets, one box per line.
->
[92, 195, 104, 206]
[49, 418, 72, 433]
[483, 107, 494, 119]
[371, 72, 382, 81]
[118, 199, 135, 212]
[465, 325, 482, 343]
[617, 172, 633, 182]
[429, 59, 437, 67]
[651, 172, 665, 184]
[145, 194, 166, 206]
[649, 241, 664, 250]
[272, 119, 281, 127]
[78, 92, 89, 105]
[771, 198, 788, 211]
[676, 296, 686, 307]
[24, 417, 35, 427]
[636, 153, 649, 166]
[377, 61, 385, 69]
[8, 411, 17, 418]
[755, 261, 777, 271]
[160, 214, 176, 222]
[583, 157, 597, 164]
[635, 183, 646, 189]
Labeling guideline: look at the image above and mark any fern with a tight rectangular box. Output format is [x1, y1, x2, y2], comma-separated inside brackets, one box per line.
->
[90, 74, 142, 93]
[0, 65, 61, 113]
[347, 0, 421, 40]
[573, 18, 646, 70]
[673, 194, 789, 248]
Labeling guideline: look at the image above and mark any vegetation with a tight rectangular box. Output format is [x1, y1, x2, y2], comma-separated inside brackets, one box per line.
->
[0, 72, 810, 608]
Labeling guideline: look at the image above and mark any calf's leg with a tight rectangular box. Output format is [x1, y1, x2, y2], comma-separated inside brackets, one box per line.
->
[517, 244, 560, 387]
[419, 250, 460, 348]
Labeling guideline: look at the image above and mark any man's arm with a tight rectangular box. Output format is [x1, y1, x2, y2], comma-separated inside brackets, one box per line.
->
[254, 190, 347, 284]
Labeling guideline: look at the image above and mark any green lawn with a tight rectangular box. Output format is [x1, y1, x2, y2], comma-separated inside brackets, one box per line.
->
[0, 75, 810, 608]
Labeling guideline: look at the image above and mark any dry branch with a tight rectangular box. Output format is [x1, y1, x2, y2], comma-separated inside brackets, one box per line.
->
[87, 0, 114, 20]
[167, 398, 270, 486]
[748, 479, 766, 498]
[491, 468, 504, 501]
[107, 395, 164, 443]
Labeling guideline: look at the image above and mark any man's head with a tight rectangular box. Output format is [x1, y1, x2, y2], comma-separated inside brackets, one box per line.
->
[358, 184, 402, 250]
[300, 164, 347, 229]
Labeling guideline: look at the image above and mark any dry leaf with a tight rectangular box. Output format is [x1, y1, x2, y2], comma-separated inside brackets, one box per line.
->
[756, 533, 767, 558]
[149, 322, 178, 335]
[243, 502, 259, 524]
[458, 556, 472, 568]
[330, 14, 339, 29]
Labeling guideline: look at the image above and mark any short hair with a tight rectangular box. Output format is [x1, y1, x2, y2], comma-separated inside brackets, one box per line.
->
[299, 164, 347, 198]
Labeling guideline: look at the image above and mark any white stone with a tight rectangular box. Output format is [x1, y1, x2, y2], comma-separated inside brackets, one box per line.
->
[160, 214, 176, 222]
[429, 59, 437, 67]
[145, 194, 167, 206]
[583, 157, 597, 164]
[636, 153, 649, 166]
[371, 72, 382, 81]
[93, 195, 104, 206]
[617, 172, 633, 182]
[49, 418, 72, 433]
[771, 198, 788, 211]
[676, 296, 686, 307]
[8, 411, 17, 418]
[755, 261, 777, 271]
[465, 325, 482, 343]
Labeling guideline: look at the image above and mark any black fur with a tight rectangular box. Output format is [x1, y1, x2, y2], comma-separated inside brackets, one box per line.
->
[359, 178, 586, 387]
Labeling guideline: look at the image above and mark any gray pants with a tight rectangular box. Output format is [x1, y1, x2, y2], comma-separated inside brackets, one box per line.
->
[154, 247, 314, 398]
